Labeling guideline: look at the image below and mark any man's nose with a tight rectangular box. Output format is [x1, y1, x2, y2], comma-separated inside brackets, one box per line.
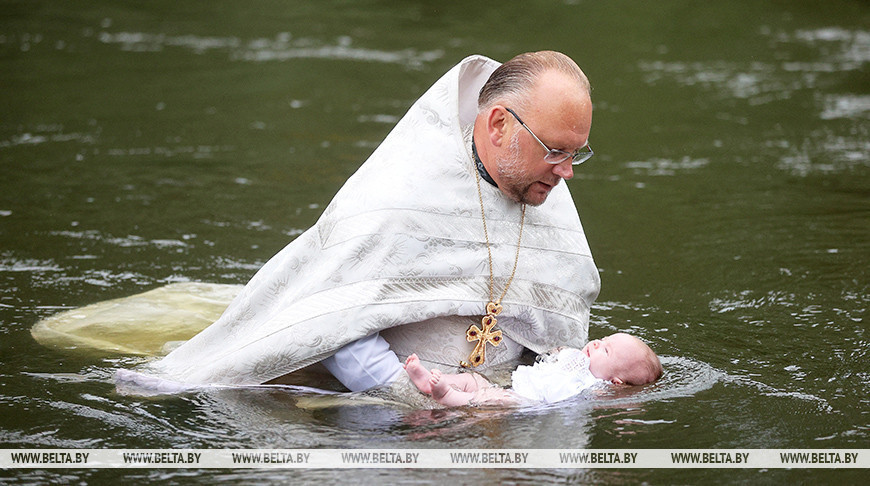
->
[553, 160, 574, 180]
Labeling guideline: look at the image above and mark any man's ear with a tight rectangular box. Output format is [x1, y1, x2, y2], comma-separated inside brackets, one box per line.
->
[485, 106, 509, 147]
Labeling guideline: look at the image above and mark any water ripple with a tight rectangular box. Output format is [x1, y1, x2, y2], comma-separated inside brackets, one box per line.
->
[639, 26, 869, 108]
[592, 355, 722, 407]
[95, 30, 443, 68]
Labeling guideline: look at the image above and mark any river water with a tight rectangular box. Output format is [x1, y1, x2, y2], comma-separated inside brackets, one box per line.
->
[1, 1, 867, 484]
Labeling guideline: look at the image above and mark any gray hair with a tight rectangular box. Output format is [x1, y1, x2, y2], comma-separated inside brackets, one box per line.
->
[478, 51, 591, 114]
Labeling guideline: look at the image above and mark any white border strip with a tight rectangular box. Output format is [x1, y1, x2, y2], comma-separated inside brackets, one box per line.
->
[1, 449, 866, 469]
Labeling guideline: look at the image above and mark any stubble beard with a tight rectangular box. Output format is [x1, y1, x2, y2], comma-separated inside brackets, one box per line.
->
[496, 132, 557, 207]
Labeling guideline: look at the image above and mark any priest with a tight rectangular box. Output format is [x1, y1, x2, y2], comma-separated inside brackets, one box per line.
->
[147, 50, 600, 392]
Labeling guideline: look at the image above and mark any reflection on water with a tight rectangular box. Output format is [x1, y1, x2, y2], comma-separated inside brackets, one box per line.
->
[1, 0, 867, 484]
[0, 349, 780, 446]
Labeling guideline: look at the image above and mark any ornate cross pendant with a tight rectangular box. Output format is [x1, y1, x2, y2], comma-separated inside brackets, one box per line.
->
[460, 302, 504, 368]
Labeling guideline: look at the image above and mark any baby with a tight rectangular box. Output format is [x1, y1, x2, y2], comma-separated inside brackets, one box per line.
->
[404, 333, 662, 407]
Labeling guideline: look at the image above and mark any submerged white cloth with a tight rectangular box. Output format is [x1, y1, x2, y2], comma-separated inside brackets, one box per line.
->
[510, 348, 603, 403]
[147, 54, 600, 386]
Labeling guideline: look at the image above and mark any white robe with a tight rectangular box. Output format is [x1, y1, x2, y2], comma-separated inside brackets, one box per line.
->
[148, 54, 600, 385]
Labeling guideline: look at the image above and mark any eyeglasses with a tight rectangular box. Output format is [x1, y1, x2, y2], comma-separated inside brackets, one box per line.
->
[505, 107, 593, 165]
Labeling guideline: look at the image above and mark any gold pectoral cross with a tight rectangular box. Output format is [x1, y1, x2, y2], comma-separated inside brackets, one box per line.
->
[460, 302, 504, 368]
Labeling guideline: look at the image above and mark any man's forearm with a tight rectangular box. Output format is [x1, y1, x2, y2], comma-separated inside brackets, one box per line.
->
[320, 332, 404, 391]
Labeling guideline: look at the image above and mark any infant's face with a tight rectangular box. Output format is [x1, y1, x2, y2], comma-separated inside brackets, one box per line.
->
[581, 333, 645, 384]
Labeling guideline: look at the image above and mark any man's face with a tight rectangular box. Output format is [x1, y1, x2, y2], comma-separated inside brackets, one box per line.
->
[495, 130, 567, 206]
[493, 71, 592, 207]
[581, 333, 645, 384]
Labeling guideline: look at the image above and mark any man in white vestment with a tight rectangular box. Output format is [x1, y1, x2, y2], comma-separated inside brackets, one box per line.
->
[148, 51, 601, 393]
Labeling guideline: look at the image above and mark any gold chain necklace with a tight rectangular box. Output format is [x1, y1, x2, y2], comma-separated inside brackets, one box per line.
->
[460, 144, 526, 368]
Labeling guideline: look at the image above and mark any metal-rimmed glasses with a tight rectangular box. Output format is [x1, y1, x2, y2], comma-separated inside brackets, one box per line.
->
[505, 107, 593, 165]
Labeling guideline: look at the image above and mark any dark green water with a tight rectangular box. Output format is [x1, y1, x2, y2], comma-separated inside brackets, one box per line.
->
[1, 1, 867, 483]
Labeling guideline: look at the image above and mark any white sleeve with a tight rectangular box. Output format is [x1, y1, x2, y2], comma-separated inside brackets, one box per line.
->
[320, 332, 404, 392]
